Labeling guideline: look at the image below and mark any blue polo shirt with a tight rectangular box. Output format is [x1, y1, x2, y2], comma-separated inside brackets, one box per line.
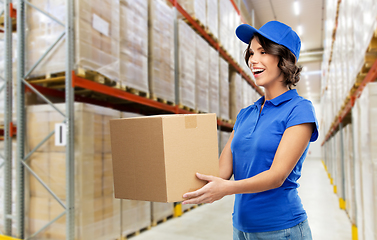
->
[231, 89, 319, 233]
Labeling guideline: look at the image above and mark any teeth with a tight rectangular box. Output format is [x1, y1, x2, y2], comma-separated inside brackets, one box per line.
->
[252, 69, 265, 74]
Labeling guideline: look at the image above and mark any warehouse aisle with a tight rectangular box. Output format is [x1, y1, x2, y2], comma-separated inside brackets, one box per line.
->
[299, 157, 352, 240]
[131, 158, 351, 240]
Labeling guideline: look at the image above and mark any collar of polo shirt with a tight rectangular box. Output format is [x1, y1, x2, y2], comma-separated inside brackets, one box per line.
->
[256, 89, 298, 107]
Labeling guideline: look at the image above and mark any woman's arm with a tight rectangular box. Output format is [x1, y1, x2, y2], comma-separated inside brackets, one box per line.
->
[182, 123, 314, 204]
[219, 131, 234, 180]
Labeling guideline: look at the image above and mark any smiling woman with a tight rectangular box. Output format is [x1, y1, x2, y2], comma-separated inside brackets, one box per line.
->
[245, 34, 302, 90]
[183, 20, 319, 240]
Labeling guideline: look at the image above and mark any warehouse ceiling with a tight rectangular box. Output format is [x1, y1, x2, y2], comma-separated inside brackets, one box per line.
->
[241, 0, 324, 102]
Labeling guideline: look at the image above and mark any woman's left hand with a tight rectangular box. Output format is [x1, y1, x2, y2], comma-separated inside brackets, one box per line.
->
[182, 173, 229, 205]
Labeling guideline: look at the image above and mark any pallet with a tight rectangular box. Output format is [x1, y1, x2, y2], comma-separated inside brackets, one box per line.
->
[151, 95, 175, 106]
[204, 27, 219, 43]
[151, 214, 174, 227]
[183, 204, 198, 213]
[120, 225, 152, 240]
[126, 87, 150, 99]
[77, 68, 117, 87]
[178, 104, 196, 113]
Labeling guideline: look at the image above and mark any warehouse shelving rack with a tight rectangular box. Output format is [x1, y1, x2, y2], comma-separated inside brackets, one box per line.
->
[0, 0, 259, 239]
[14, 0, 75, 239]
[0, 0, 16, 238]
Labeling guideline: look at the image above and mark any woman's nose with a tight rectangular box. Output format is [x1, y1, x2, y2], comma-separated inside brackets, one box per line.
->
[249, 56, 259, 68]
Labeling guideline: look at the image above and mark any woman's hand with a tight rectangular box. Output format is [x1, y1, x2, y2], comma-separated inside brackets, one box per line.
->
[182, 173, 230, 205]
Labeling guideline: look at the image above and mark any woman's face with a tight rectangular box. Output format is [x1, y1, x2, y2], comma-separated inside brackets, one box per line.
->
[248, 38, 283, 88]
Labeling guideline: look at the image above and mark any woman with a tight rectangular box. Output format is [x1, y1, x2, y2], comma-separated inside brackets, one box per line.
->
[182, 21, 318, 239]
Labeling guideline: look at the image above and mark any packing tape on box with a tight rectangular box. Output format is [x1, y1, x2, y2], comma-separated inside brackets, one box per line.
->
[185, 115, 197, 129]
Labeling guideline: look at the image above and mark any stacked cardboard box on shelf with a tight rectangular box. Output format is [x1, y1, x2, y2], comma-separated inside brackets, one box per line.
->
[26, 104, 153, 240]
[26, 0, 120, 81]
[177, 0, 206, 27]
[219, 57, 229, 121]
[119, 0, 149, 93]
[206, 0, 218, 40]
[209, 45, 220, 117]
[343, 123, 356, 225]
[151, 202, 174, 225]
[178, 19, 196, 109]
[0, 140, 17, 234]
[353, 83, 377, 240]
[148, 0, 175, 103]
[220, 131, 231, 153]
[218, 0, 239, 63]
[229, 71, 242, 121]
[195, 34, 210, 112]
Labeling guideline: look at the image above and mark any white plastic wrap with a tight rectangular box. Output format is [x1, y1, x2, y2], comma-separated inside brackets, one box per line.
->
[26, 0, 120, 81]
[151, 202, 174, 224]
[206, 0, 218, 40]
[208, 46, 220, 117]
[178, 19, 196, 109]
[0, 140, 17, 235]
[26, 103, 156, 240]
[195, 34, 210, 112]
[218, 0, 239, 61]
[220, 131, 231, 153]
[177, 0, 206, 27]
[119, 0, 148, 92]
[230, 71, 242, 121]
[148, 0, 175, 103]
[0, 32, 18, 124]
[219, 57, 229, 120]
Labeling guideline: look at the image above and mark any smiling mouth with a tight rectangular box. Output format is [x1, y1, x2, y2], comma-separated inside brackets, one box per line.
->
[252, 69, 265, 76]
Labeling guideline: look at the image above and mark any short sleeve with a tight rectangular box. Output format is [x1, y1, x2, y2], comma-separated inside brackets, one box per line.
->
[286, 99, 319, 142]
[233, 108, 246, 132]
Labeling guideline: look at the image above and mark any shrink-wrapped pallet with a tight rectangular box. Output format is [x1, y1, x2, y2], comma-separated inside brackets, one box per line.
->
[195, 34, 210, 112]
[218, 0, 239, 61]
[0, 32, 18, 123]
[151, 202, 174, 225]
[26, 103, 126, 240]
[353, 82, 377, 240]
[26, 0, 120, 81]
[121, 200, 151, 236]
[220, 131, 231, 153]
[230, 71, 242, 121]
[352, 95, 365, 240]
[343, 123, 356, 224]
[119, 0, 148, 93]
[148, 0, 175, 103]
[206, 0, 218, 40]
[178, 19, 196, 109]
[242, 80, 254, 108]
[219, 57, 229, 120]
[0, 140, 17, 234]
[208, 46, 219, 117]
[177, 0, 206, 27]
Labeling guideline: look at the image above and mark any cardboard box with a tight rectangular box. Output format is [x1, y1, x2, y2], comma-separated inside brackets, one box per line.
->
[110, 113, 219, 202]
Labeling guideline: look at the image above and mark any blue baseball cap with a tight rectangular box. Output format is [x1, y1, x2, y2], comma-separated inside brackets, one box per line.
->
[236, 21, 301, 61]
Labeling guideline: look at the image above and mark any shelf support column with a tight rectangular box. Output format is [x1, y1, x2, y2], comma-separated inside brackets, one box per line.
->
[16, 0, 26, 238]
[65, 0, 75, 239]
[3, 0, 13, 236]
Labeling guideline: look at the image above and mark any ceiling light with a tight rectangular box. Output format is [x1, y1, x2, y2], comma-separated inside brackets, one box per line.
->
[293, 1, 300, 15]
[297, 25, 303, 35]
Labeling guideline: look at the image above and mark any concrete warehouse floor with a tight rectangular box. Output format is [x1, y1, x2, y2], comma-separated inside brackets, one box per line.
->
[131, 158, 351, 240]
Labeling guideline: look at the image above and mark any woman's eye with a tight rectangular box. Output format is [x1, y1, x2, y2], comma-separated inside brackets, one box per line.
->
[261, 51, 266, 54]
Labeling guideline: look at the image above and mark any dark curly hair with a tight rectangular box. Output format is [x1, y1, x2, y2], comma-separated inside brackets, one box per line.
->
[244, 33, 302, 89]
